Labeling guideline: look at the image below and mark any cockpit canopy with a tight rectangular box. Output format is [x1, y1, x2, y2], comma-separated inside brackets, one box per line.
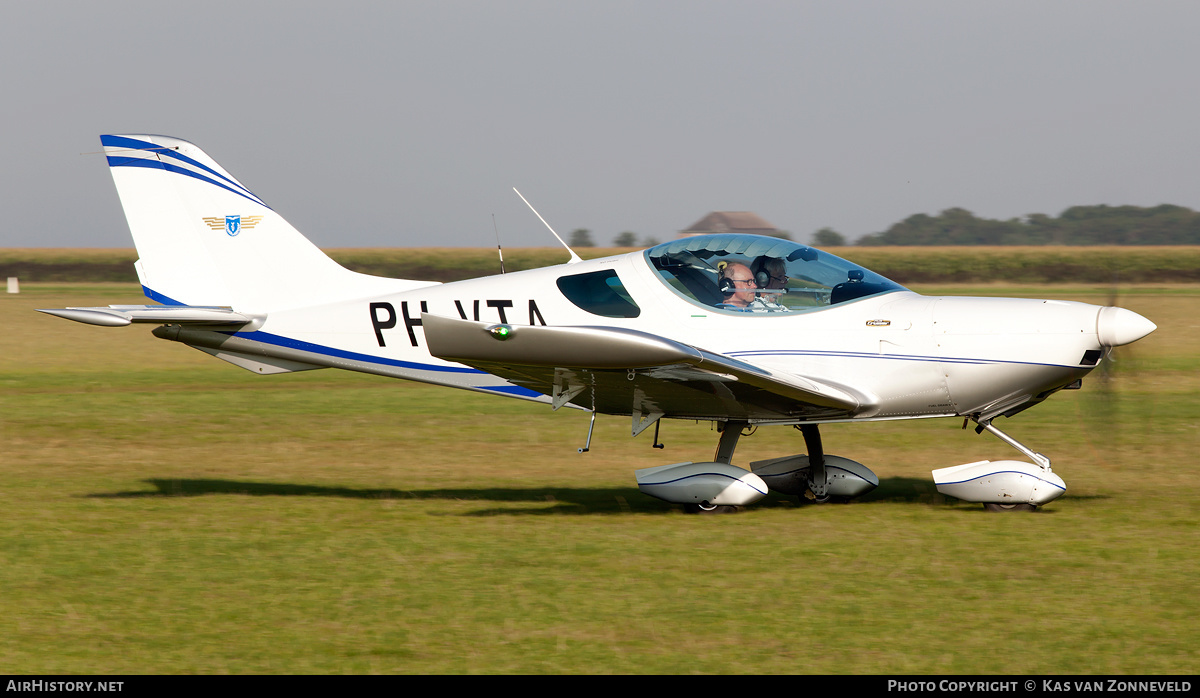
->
[644, 234, 905, 314]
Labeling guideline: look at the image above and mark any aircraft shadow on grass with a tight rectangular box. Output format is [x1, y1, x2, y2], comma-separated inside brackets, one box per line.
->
[87, 477, 1106, 515]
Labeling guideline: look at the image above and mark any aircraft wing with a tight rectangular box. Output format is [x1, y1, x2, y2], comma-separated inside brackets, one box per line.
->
[422, 313, 876, 426]
[37, 305, 255, 327]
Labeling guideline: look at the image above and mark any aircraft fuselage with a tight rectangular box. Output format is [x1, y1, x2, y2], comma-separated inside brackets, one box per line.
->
[162, 250, 1134, 426]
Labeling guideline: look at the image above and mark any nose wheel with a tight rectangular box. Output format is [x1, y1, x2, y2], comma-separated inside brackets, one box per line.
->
[983, 502, 1038, 512]
[684, 503, 741, 514]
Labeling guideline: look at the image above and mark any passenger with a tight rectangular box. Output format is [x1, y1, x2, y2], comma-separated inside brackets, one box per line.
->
[717, 262, 759, 309]
[748, 257, 788, 311]
[754, 257, 789, 291]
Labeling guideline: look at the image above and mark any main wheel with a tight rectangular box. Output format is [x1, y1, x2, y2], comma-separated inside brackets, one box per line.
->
[799, 494, 852, 505]
[983, 502, 1038, 512]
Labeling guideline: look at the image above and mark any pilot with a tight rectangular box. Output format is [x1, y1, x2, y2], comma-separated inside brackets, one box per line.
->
[718, 262, 759, 309]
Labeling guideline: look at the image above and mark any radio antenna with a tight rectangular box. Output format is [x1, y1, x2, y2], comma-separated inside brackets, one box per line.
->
[492, 213, 505, 274]
[513, 188, 582, 264]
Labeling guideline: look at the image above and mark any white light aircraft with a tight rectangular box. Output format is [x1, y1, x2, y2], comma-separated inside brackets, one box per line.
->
[41, 135, 1158, 512]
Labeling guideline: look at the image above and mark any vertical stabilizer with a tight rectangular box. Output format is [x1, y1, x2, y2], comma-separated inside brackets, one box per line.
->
[101, 134, 426, 311]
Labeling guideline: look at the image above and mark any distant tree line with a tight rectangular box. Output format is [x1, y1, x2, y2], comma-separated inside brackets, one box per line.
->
[532, 204, 1200, 250]
[854, 204, 1200, 246]
[569, 228, 661, 248]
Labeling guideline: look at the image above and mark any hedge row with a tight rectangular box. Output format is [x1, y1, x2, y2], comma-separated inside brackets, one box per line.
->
[2, 246, 1198, 284]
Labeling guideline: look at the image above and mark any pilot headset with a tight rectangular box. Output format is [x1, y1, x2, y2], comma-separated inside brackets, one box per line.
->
[717, 261, 735, 295]
[718, 260, 762, 296]
[750, 258, 773, 288]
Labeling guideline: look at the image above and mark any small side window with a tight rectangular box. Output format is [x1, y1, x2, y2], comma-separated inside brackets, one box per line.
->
[556, 270, 641, 318]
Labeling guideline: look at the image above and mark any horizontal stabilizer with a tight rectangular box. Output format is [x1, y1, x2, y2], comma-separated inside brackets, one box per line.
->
[37, 305, 256, 327]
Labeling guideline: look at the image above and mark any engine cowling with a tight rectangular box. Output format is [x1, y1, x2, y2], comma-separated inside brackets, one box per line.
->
[635, 462, 768, 507]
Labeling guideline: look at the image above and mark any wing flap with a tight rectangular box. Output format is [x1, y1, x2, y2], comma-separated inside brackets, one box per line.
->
[192, 346, 326, 374]
[422, 314, 876, 419]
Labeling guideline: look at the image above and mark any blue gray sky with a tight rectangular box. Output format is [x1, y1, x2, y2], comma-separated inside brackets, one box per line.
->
[4, 1, 1199, 248]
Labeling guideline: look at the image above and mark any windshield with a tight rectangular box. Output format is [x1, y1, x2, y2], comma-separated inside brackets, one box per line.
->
[644, 234, 905, 314]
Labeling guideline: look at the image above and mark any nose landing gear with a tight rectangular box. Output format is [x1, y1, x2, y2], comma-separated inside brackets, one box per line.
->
[932, 417, 1065, 511]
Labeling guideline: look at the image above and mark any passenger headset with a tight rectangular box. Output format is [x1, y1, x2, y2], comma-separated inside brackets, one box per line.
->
[718, 260, 771, 296]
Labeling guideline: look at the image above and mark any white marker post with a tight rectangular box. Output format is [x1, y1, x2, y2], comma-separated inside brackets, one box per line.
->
[6, 277, 17, 294]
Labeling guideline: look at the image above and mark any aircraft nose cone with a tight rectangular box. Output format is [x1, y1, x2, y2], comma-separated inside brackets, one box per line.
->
[1097, 306, 1156, 347]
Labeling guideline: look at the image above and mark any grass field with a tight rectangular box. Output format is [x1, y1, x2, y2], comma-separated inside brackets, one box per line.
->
[1, 283, 1197, 674]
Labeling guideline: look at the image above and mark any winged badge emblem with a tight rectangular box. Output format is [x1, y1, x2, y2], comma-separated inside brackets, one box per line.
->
[202, 215, 263, 237]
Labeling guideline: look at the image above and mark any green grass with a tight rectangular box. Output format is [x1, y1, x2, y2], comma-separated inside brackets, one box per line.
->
[1, 284, 1197, 673]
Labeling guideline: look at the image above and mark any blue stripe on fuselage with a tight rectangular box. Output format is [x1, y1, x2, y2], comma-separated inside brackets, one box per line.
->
[226, 330, 485, 375]
[728, 349, 1076, 369]
[140, 285, 479, 375]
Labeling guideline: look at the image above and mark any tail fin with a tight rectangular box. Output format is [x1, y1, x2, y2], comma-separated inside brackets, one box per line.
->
[101, 134, 430, 311]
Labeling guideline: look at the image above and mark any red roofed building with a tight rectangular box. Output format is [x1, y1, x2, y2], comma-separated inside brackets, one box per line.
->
[678, 211, 782, 238]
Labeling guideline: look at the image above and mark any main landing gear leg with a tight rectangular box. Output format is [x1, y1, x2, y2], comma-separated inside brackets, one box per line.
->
[799, 424, 830, 503]
[713, 420, 747, 464]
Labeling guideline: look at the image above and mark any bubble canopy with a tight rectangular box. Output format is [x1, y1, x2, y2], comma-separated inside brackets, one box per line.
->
[643, 234, 906, 314]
